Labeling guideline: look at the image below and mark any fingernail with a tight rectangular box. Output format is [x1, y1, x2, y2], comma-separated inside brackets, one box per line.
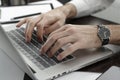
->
[48, 53, 50, 57]
[41, 36, 43, 42]
[48, 52, 52, 58]
[38, 37, 42, 42]
[16, 25, 19, 28]
[39, 49, 42, 55]
[25, 37, 28, 42]
[25, 36, 30, 43]
[40, 47, 44, 54]
[57, 56, 62, 61]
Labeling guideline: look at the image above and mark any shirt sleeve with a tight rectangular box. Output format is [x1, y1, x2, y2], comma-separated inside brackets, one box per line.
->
[69, 0, 115, 18]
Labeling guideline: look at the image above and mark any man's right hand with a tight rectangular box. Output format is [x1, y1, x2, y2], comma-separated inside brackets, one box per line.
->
[16, 3, 77, 42]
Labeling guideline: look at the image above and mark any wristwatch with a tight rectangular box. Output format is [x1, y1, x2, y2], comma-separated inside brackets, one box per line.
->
[97, 25, 110, 46]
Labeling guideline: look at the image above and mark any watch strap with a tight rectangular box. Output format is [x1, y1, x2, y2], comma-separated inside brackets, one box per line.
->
[97, 25, 110, 46]
[102, 39, 109, 45]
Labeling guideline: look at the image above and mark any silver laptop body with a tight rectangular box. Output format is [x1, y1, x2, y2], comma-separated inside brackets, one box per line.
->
[0, 24, 37, 80]
[0, 24, 113, 80]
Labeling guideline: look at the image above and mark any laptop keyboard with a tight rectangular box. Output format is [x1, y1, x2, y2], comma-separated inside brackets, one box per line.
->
[7, 28, 74, 70]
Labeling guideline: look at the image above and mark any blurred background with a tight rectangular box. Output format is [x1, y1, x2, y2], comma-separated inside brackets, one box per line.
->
[0, 0, 120, 24]
[0, 0, 70, 6]
[0, 0, 29, 6]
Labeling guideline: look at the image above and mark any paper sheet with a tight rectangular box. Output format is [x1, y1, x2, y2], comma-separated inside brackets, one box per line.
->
[0, 3, 52, 22]
[29, 0, 63, 8]
[0, 0, 63, 22]
[92, 0, 120, 24]
[56, 72, 101, 80]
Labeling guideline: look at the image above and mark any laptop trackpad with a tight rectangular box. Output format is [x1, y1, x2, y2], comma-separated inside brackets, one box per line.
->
[0, 48, 25, 80]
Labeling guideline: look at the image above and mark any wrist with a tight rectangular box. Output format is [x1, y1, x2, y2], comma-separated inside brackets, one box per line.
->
[108, 25, 120, 44]
[97, 25, 110, 46]
[60, 3, 77, 18]
[107, 25, 113, 44]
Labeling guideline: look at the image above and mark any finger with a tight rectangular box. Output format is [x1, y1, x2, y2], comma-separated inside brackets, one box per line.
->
[36, 24, 44, 41]
[25, 16, 42, 42]
[44, 21, 62, 34]
[40, 30, 69, 54]
[16, 18, 29, 27]
[48, 35, 76, 57]
[57, 42, 80, 61]
[43, 14, 59, 26]
[25, 20, 30, 42]
[48, 25, 67, 38]
[36, 15, 57, 41]
[36, 19, 47, 41]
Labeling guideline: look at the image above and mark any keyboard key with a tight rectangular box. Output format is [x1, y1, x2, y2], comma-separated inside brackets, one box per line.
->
[7, 28, 75, 70]
[8, 32, 50, 68]
[41, 54, 56, 66]
[15, 29, 56, 66]
[51, 56, 61, 63]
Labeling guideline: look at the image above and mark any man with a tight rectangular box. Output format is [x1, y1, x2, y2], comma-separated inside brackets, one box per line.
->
[17, 0, 117, 61]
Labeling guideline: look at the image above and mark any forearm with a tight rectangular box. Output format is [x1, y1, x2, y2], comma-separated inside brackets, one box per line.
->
[55, 0, 114, 19]
[108, 25, 120, 45]
[57, 3, 77, 18]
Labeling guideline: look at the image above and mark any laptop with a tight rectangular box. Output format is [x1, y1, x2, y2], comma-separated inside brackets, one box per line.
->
[0, 48, 27, 80]
[96, 66, 120, 80]
[0, 24, 113, 80]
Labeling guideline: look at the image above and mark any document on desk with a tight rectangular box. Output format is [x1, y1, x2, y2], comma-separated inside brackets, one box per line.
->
[92, 0, 120, 24]
[0, 4, 52, 22]
[56, 72, 101, 80]
[29, 0, 63, 8]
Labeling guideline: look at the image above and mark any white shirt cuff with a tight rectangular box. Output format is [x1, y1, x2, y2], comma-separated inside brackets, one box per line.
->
[69, 0, 114, 18]
[69, 0, 90, 18]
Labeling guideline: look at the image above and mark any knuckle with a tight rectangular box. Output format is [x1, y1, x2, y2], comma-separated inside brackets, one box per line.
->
[67, 27, 76, 33]
[64, 24, 70, 28]
[67, 46, 73, 52]
[64, 24, 73, 30]
[36, 23, 41, 27]
[65, 24, 72, 27]
[50, 35, 57, 42]
[26, 18, 31, 22]
[58, 54, 64, 59]
[27, 20, 31, 24]
[66, 24, 72, 27]
[56, 22, 61, 27]
[20, 19, 25, 22]
[29, 20, 35, 25]
[44, 14, 50, 18]
[56, 39, 63, 45]
[25, 17, 29, 21]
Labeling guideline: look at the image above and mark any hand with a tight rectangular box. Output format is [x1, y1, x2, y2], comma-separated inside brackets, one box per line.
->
[16, 7, 67, 42]
[16, 3, 76, 42]
[41, 24, 102, 60]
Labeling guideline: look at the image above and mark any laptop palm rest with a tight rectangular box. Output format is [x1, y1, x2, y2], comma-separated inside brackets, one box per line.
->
[0, 48, 24, 80]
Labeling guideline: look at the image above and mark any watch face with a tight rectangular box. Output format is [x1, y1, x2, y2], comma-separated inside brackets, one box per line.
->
[98, 27, 110, 39]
